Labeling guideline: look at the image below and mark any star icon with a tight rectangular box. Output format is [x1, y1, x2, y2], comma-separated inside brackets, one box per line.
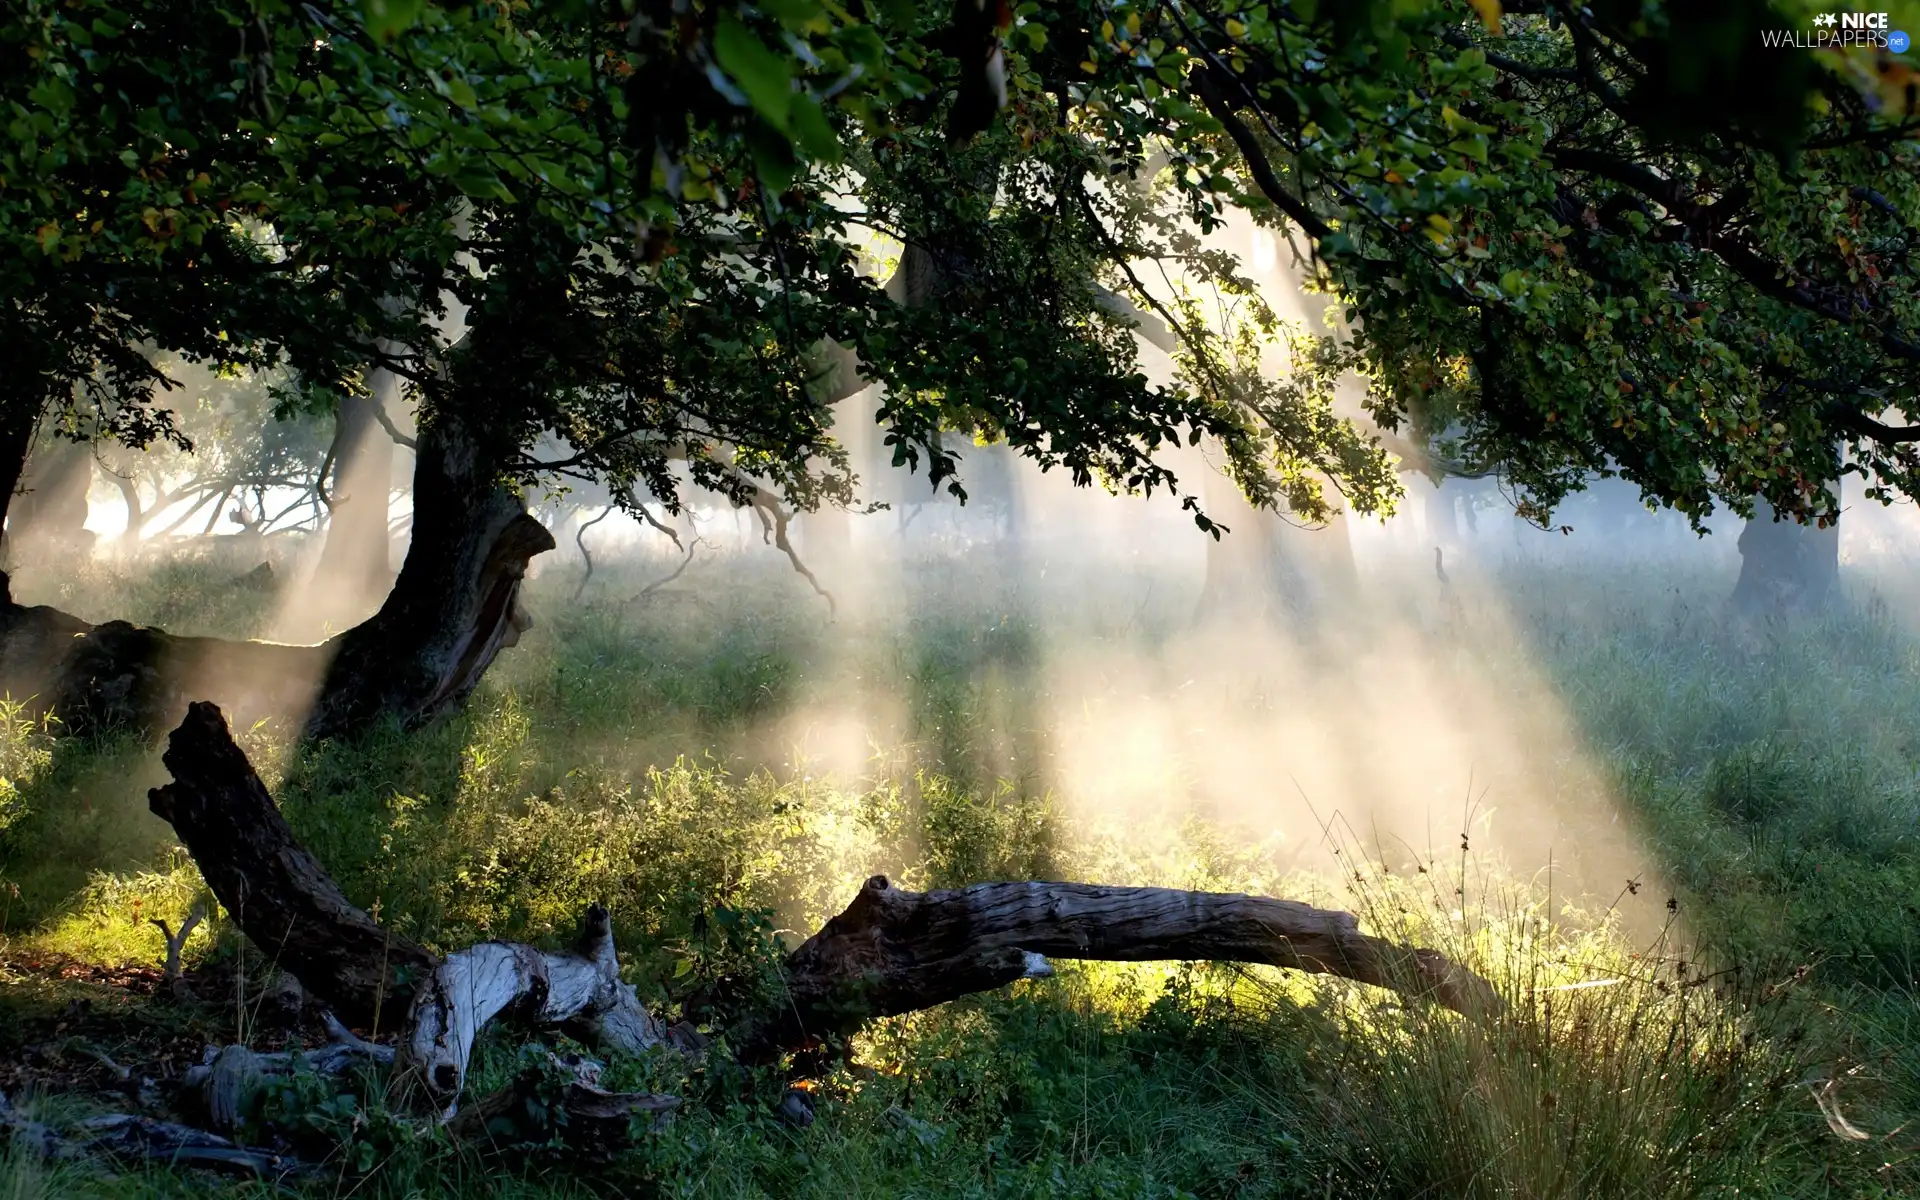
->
[1812, 11, 1837, 26]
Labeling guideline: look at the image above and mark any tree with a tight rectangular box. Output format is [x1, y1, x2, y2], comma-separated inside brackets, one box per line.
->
[309, 367, 405, 615]
[1083, 0, 1915, 601]
[5, 0, 1916, 737]
[6, 434, 94, 561]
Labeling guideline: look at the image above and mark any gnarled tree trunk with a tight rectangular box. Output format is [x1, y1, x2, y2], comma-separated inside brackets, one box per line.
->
[304, 411, 554, 739]
[0, 406, 552, 740]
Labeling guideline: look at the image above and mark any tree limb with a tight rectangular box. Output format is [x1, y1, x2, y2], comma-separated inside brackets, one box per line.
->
[725, 874, 1504, 1061]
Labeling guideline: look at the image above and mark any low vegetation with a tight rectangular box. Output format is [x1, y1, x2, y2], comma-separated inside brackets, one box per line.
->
[0, 545, 1916, 1196]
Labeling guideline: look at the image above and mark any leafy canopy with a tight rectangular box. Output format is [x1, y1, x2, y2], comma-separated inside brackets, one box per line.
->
[7, 0, 1918, 532]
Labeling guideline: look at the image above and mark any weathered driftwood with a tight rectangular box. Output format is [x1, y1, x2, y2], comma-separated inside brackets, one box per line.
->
[727, 873, 1503, 1058]
[404, 903, 669, 1106]
[147, 703, 673, 1114]
[148, 704, 1502, 1119]
[147, 702, 438, 1028]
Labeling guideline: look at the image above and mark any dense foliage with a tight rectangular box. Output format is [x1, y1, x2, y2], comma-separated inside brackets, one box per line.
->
[5, 0, 1918, 530]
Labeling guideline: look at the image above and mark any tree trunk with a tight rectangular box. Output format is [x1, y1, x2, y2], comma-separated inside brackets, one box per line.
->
[1730, 497, 1839, 618]
[0, 396, 42, 555]
[0, 571, 328, 736]
[147, 704, 1500, 1118]
[107, 470, 145, 549]
[1195, 455, 1358, 624]
[9, 437, 95, 560]
[313, 375, 399, 598]
[303, 411, 554, 740]
[0, 409, 552, 741]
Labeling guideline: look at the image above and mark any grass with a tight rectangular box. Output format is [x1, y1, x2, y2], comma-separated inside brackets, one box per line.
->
[0, 541, 1918, 1195]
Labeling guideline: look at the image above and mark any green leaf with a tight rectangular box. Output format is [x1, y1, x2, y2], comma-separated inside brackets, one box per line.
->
[443, 75, 477, 109]
[714, 15, 794, 132]
[747, 125, 800, 191]
[362, 0, 426, 42]
[788, 95, 840, 162]
[451, 161, 517, 202]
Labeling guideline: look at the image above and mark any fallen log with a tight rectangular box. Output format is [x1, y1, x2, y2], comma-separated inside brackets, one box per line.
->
[147, 703, 1503, 1119]
[0, 571, 327, 737]
[147, 702, 438, 1029]
[725, 873, 1503, 1059]
[148, 703, 676, 1113]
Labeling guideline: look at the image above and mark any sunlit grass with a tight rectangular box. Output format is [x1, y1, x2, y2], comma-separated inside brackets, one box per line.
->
[1, 547, 1918, 1194]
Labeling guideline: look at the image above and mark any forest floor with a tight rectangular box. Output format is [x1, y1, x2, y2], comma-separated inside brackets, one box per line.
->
[2, 539, 1919, 1197]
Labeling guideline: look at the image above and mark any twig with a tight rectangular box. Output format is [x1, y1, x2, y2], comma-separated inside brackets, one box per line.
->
[150, 902, 207, 1000]
[758, 495, 836, 619]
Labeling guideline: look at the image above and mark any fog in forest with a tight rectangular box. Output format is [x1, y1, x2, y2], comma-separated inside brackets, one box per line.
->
[24, 221, 1920, 930]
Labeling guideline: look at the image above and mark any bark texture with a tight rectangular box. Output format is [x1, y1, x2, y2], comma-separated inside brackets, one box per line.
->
[147, 702, 437, 1028]
[403, 904, 668, 1104]
[733, 874, 1500, 1058]
[305, 413, 553, 740]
